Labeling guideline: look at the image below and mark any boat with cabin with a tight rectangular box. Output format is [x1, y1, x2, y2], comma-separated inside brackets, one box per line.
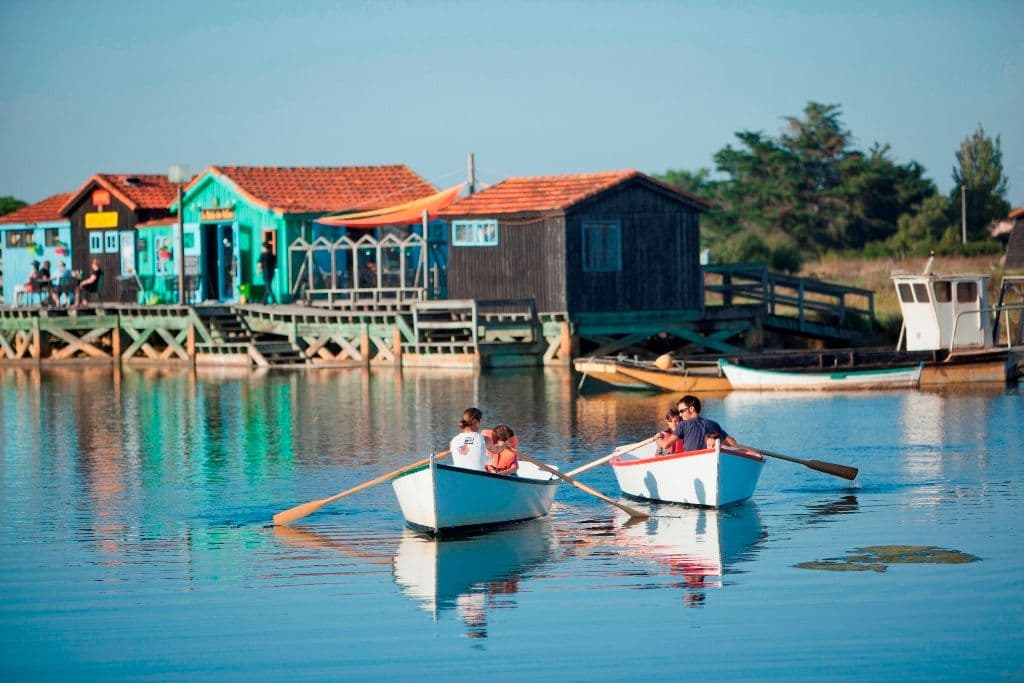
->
[391, 454, 560, 534]
[891, 263, 1024, 385]
[609, 439, 766, 508]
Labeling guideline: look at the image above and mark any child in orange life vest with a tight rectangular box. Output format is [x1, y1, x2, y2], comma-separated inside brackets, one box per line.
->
[483, 424, 519, 475]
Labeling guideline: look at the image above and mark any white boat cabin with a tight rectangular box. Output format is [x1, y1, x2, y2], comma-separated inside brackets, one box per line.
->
[892, 266, 992, 352]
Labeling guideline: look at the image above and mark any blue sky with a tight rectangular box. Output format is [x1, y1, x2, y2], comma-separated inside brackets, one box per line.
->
[2, 0, 1022, 208]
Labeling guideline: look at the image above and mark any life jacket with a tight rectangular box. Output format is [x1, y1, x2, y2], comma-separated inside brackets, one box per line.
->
[491, 447, 519, 473]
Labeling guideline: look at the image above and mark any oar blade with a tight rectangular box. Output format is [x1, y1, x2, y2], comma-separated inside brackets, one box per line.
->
[273, 498, 330, 526]
[806, 459, 859, 481]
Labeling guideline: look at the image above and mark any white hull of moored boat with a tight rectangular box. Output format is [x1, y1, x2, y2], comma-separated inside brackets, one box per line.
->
[610, 441, 765, 507]
[719, 359, 923, 391]
[391, 457, 559, 533]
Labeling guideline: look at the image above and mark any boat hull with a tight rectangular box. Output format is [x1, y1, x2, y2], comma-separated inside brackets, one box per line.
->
[610, 441, 765, 507]
[719, 359, 923, 391]
[616, 364, 732, 393]
[574, 357, 657, 391]
[392, 459, 559, 534]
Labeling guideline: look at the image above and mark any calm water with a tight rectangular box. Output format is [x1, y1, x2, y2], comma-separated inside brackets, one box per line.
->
[1, 366, 1021, 681]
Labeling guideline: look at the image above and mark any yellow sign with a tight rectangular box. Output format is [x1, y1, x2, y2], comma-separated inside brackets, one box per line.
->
[200, 208, 235, 222]
[85, 211, 118, 229]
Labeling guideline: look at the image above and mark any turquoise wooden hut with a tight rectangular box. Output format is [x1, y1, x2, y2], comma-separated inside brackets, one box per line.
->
[170, 165, 436, 303]
[0, 193, 73, 305]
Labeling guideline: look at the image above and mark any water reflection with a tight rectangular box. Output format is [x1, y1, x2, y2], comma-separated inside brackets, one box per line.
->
[800, 494, 860, 524]
[392, 518, 559, 638]
[612, 504, 765, 606]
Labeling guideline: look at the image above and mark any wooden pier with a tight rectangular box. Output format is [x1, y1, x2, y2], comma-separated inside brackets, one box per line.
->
[0, 267, 878, 370]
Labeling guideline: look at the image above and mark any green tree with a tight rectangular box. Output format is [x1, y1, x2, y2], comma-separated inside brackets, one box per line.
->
[884, 194, 951, 257]
[949, 124, 1011, 241]
[664, 101, 947, 265]
[0, 196, 27, 217]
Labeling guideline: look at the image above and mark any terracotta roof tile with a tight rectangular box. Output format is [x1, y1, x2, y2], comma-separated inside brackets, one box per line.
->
[1010, 207, 1024, 219]
[96, 174, 178, 210]
[0, 193, 74, 225]
[438, 169, 710, 216]
[60, 174, 178, 215]
[195, 165, 437, 214]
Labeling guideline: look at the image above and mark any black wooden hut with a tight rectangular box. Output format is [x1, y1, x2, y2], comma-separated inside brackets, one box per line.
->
[61, 174, 177, 302]
[437, 170, 710, 314]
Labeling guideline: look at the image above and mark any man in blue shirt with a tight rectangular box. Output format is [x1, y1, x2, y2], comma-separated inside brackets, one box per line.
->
[657, 394, 739, 452]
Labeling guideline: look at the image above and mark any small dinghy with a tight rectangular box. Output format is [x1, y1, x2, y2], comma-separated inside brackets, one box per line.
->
[609, 440, 765, 508]
[391, 454, 560, 534]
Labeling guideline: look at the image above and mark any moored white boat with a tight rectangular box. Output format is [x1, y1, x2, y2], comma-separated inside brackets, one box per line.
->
[610, 440, 765, 507]
[391, 455, 560, 534]
[719, 358, 923, 391]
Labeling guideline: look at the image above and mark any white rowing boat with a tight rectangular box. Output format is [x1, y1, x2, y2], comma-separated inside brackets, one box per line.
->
[391, 455, 560, 534]
[609, 440, 765, 507]
[719, 358, 924, 391]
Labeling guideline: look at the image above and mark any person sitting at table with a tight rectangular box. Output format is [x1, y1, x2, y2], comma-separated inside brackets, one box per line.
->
[52, 260, 73, 305]
[18, 260, 41, 305]
[37, 260, 54, 304]
[75, 258, 103, 306]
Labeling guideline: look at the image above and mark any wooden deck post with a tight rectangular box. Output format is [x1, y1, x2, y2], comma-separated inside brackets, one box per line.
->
[559, 320, 576, 361]
[360, 323, 370, 366]
[32, 319, 41, 361]
[111, 325, 122, 363]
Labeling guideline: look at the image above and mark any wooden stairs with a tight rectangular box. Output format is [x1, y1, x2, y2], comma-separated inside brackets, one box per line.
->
[194, 306, 309, 368]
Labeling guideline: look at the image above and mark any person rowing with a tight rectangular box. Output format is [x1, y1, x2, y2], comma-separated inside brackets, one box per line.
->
[655, 394, 739, 452]
[449, 407, 493, 472]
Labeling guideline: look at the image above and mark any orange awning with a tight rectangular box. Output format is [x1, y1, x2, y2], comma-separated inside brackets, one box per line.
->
[316, 184, 463, 227]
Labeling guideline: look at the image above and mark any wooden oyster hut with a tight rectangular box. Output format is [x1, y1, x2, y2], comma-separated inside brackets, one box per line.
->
[437, 169, 710, 315]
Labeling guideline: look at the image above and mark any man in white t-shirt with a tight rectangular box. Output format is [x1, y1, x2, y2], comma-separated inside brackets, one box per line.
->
[449, 407, 491, 471]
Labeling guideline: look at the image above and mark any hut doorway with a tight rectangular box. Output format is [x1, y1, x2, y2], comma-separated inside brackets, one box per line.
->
[202, 223, 236, 301]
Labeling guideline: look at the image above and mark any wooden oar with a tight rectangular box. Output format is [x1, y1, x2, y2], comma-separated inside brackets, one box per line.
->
[738, 443, 858, 481]
[565, 436, 658, 477]
[273, 450, 451, 526]
[515, 451, 649, 519]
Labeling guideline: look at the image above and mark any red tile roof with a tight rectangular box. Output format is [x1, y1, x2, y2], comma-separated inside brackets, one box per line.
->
[192, 165, 437, 214]
[0, 193, 74, 225]
[1010, 207, 1024, 219]
[60, 174, 178, 215]
[438, 169, 710, 216]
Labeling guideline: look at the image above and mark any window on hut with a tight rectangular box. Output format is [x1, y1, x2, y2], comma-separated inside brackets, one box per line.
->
[582, 219, 622, 272]
[5, 230, 33, 248]
[452, 220, 498, 247]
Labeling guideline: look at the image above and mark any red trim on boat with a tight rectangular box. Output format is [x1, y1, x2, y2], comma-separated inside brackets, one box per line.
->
[610, 447, 765, 467]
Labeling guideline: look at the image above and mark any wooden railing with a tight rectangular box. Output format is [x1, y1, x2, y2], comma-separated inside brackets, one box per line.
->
[703, 264, 875, 331]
